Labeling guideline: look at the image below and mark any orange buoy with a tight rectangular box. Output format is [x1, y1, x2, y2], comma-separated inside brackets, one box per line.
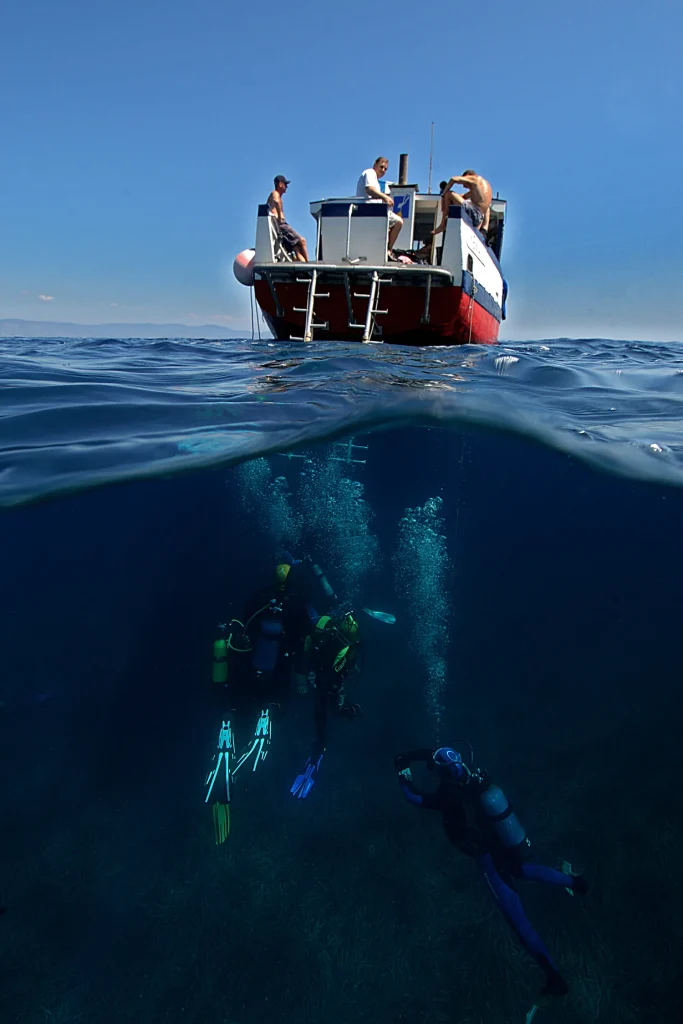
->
[233, 248, 255, 286]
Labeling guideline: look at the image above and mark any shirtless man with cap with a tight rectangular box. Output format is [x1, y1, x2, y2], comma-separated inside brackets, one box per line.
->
[267, 175, 309, 262]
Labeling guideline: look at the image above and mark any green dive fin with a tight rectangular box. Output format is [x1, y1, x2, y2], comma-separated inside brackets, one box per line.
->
[212, 801, 230, 844]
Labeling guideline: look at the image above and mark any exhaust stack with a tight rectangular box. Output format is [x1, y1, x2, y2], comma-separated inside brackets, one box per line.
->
[398, 153, 409, 185]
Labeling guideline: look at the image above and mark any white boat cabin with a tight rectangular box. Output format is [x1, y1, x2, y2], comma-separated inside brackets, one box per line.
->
[253, 184, 506, 275]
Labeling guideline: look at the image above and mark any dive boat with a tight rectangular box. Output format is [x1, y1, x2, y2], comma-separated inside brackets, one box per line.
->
[233, 155, 507, 346]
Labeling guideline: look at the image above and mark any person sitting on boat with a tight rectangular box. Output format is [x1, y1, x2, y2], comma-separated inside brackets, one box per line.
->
[431, 182, 459, 243]
[432, 170, 492, 237]
[356, 156, 403, 253]
[267, 175, 310, 262]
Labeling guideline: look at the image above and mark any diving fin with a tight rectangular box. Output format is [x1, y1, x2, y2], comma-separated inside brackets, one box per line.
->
[290, 752, 324, 799]
[361, 607, 396, 625]
[212, 802, 230, 844]
[560, 859, 589, 896]
[525, 1005, 539, 1024]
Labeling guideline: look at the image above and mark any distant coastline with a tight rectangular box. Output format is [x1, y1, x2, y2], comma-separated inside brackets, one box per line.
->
[0, 318, 246, 340]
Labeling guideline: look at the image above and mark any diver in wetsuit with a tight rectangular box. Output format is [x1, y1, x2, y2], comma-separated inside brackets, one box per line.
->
[291, 611, 362, 798]
[234, 559, 314, 704]
[393, 746, 589, 999]
[205, 555, 319, 841]
[309, 611, 361, 748]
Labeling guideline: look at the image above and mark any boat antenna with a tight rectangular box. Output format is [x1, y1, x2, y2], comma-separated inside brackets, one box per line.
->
[428, 121, 434, 194]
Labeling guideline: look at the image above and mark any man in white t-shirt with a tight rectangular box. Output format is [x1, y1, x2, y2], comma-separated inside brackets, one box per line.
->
[356, 156, 403, 253]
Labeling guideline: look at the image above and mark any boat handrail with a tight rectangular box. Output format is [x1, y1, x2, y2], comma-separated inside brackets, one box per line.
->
[253, 262, 454, 281]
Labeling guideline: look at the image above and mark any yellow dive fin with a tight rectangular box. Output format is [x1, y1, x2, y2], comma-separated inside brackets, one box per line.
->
[212, 802, 230, 844]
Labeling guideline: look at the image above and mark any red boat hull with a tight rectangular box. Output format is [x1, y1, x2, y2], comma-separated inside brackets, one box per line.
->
[254, 280, 500, 346]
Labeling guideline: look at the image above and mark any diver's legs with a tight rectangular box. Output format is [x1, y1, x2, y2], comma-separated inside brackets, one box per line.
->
[312, 686, 328, 757]
[519, 862, 588, 894]
[271, 658, 293, 708]
[291, 688, 327, 798]
[476, 852, 568, 996]
[331, 684, 360, 719]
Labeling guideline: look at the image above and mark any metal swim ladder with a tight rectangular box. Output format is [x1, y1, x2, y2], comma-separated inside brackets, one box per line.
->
[348, 271, 388, 343]
[276, 435, 368, 463]
[330, 437, 368, 464]
[291, 268, 329, 342]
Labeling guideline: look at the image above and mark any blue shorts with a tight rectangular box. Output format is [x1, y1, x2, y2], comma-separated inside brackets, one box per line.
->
[463, 201, 484, 229]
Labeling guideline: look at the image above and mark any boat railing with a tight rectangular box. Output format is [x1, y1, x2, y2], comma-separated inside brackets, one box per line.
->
[317, 199, 389, 266]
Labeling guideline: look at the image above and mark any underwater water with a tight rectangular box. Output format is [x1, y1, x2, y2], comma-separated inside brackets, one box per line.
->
[1, 336, 683, 1024]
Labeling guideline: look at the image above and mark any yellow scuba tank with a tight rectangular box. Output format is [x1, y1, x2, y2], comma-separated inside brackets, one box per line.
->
[212, 618, 251, 686]
[212, 636, 228, 685]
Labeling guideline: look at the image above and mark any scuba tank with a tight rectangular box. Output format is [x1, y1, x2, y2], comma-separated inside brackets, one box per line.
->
[251, 600, 284, 674]
[478, 783, 531, 857]
[212, 635, 228, 685]
[212, 619, 252, 687]
[308, 560, 337, 602]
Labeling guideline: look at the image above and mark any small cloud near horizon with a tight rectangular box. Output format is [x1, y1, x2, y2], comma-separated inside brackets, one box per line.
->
[38, 294, 54, 302]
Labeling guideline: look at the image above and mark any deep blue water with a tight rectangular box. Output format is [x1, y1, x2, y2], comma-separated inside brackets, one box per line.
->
[1, 336, 683, 1024]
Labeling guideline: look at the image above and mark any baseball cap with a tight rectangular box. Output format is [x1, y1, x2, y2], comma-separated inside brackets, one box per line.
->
[274, 175, 291, 186]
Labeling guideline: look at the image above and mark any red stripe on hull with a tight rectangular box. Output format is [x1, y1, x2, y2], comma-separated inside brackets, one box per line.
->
[254, 281, 499, 346]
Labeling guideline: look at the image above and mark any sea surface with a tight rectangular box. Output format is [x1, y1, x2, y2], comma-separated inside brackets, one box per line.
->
[3, 336, 683, 506]
[1, 335, 683, 1024]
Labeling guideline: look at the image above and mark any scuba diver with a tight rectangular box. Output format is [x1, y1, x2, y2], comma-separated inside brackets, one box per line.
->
[234, 557, 314, 702]
[393, 745, 588, 1006]
[205, 553, 319, 841]
[291, 610, 362, 799]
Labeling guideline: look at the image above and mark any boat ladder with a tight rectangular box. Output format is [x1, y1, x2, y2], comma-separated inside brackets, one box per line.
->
[276, 436, 368, 464]
[347, 271, 388, 343]
[330, 437, 368, 464]
[291, 268, 329, 342]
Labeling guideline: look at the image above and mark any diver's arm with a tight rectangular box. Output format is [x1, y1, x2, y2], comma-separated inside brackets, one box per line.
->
[395, 749, 435, 769]
[394, 750, 442, 809]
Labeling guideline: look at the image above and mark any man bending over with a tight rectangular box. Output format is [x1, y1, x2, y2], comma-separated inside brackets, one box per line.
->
[433, 170, 492, 237]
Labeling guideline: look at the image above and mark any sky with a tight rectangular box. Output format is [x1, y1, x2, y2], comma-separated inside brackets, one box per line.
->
[1, 0, 681, 340]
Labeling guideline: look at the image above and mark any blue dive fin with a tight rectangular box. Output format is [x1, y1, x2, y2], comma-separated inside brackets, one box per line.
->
[290, 753, 324, 799]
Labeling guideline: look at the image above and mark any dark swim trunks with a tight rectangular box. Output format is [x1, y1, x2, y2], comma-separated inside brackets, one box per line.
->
[462, 200, 484, 229]
[278, 221, 303, 251]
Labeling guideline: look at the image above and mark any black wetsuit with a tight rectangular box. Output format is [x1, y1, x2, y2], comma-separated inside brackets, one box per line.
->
[308, 624, 360, 752]
[231, 578, 313, 708]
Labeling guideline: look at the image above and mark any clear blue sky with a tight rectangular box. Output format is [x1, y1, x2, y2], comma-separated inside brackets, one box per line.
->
[1, 0, 681, 339]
